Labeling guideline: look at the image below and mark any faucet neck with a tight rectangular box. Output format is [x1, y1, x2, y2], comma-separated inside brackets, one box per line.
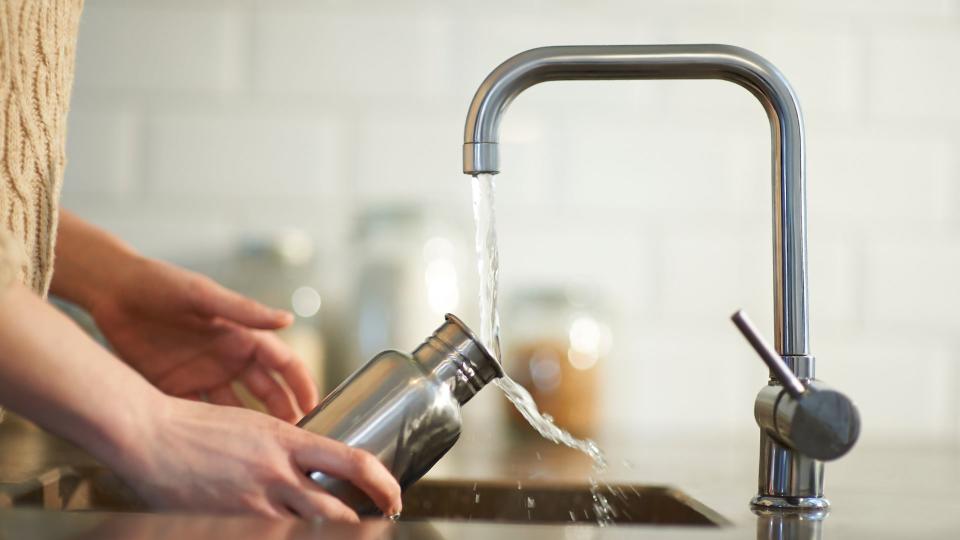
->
[462, 44, 810, 357]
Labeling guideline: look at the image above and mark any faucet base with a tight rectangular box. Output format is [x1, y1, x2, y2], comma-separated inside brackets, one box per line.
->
[751, 495, 830, 511]
[755, 430, 825, 509]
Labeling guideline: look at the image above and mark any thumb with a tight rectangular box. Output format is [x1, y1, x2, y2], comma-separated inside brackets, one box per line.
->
[191, 278, 293, 329]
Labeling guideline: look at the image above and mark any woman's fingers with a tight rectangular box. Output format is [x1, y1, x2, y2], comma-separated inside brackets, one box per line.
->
[208, 383, 244, 408]
[242, 364, 299, 422]
[251, 331, 319, 414]
[281, 479, 360, 523]
[293, 438, 402, 517]
[245, 498, 289, 519]
[189, 276, 293, 330]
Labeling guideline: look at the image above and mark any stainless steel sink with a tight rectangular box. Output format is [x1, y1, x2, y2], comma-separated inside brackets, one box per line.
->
[2, 467, 725, 527]
[400, 479, 726, 526]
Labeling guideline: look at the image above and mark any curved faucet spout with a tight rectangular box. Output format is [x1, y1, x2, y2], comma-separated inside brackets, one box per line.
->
[462, 44, 809, 357]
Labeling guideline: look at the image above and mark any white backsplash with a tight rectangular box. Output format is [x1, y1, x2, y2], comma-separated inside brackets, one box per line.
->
[63, 0, 960, 446]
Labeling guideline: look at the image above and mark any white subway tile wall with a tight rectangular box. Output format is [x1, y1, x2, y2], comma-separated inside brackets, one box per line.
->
[64, 0, 960, 445]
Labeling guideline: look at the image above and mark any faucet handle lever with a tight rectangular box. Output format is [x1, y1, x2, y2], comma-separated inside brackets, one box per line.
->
[735, 309, 860, 461]
[731, 310, 805, 398]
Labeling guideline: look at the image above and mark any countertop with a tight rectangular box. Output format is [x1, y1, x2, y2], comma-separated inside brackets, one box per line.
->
[1, 413, 958, 539]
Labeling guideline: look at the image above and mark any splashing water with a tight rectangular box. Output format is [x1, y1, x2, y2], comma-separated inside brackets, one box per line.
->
[471, 174, 612, 524]
[590, 477, 615, 526]
[471, 174, 606, 464]
[494, 376, 606, 466]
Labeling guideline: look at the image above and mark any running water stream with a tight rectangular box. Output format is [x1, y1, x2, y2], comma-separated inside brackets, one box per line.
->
[471, 173, 613, 525]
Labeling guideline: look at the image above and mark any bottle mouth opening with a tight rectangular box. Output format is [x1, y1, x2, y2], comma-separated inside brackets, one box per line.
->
[442, 313, 504, 379]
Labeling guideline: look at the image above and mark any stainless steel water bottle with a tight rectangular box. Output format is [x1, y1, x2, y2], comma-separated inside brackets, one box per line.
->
[297, 313, 503, 515]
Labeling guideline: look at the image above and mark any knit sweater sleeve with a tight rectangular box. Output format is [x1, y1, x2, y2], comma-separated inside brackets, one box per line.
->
[0, 231, 25, 291]
[0, 0, 83, 296]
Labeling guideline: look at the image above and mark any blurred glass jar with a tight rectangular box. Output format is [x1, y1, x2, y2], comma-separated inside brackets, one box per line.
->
[210, 230, 328, 396]
[502, 288, 611, 440]
[346, 206, 474, 380]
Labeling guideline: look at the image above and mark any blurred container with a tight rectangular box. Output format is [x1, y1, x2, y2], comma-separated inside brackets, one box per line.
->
[346, 206, 473, 381]
[211, 229, 328, 396]
[502, 287, 611, 440]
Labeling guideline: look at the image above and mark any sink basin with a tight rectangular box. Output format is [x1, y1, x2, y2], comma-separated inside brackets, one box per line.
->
[400, 479, 726, 526]
[2, 468, 725, 527]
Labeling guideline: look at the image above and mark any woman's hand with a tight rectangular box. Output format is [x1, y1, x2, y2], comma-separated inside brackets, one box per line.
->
[115, 395, 402, 520]
[51, 211, 318, 422]
[0, 283, 400, 521]
[90, 256, 318, 422]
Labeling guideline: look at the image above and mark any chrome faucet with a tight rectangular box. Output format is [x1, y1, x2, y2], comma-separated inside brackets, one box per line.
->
[461, 45, 860, 510]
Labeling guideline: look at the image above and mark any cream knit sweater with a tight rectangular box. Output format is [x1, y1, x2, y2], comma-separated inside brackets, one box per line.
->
[0, 0, 83, 296]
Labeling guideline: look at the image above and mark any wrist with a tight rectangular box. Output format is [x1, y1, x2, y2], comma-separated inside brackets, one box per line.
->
[0, 283, 167, 484]
[83, 379, 168, 477]
[51, 211, 143, 313]
[84, 253, 149, 318]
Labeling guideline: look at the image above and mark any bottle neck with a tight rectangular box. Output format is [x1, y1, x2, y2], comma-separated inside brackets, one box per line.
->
[412, 314, 503, 405]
